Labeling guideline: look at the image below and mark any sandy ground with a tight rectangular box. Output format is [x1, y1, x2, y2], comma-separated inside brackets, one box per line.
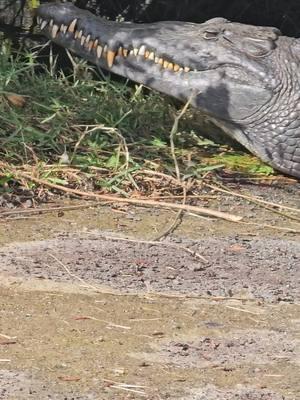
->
[0, 182, 299, 399]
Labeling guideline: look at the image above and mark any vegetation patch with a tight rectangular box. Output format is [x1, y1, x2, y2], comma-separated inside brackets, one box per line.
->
[0, 51, 275, 205]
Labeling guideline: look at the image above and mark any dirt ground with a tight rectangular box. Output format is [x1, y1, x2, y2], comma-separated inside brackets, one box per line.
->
[0, 182, 299, 399]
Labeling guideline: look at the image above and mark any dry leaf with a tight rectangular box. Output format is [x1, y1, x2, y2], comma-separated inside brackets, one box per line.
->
[58, 375, 81, 382]
[228, 244, 246, 253]
[5, 93, 27, 108]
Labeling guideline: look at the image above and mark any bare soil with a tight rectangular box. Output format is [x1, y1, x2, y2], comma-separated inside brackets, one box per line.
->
[0, 182, 299, 399]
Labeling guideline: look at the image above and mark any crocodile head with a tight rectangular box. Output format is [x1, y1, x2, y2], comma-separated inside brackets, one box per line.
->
[37, 2, 300, 178]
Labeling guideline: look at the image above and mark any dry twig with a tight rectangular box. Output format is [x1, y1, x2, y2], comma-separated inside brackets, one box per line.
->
[13, 171, 242, 222]
[96, 233, 208, 263]
[153, 94, 195, 239]
[205, 182, 300, 214]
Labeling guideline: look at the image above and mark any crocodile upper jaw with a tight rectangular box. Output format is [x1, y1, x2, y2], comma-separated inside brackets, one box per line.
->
[36, 3, 300, 178]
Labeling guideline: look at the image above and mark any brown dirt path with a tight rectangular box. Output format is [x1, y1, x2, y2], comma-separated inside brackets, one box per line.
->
[0, 182, 299, 399]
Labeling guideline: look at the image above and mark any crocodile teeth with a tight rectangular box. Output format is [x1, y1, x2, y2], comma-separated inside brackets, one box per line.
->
[87, 40, 94, 51]
[49, 19, 53, 27]
[96, 45, 103, 58]
[107, 50, 116, 68]
[62, 35, 190, 74]
[51, 24, 59, 38]
[68, 19, 77, 33]
[61, 24, 67, 34]
[37, 16, 41, 24]
[40, 20, 47, 30]
[148, 52, 155, 60]
[163, 60, 169, 69]
[138, 45, 146, 56]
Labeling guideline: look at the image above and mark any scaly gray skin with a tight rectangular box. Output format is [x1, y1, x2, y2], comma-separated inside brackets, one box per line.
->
[37, 2, 300, 178]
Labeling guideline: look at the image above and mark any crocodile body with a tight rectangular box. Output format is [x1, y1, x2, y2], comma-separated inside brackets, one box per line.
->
[37, 3, 300, 178]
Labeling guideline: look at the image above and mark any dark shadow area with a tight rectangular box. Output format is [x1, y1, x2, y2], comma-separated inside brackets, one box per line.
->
[145, 73, 247, 150]
[77, 0, 300, 37]
[1, 1, 300, 38]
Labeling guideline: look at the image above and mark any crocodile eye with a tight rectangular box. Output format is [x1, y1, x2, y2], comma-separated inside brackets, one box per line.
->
[203, 30, 219, 40]
[244, 37, 276, 57]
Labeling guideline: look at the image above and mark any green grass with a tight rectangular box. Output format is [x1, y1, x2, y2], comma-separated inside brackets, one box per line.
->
[0, 50, 274, 196]
[0, 54, 168, 161]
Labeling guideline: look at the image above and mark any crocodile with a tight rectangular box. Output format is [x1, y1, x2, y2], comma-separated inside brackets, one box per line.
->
[36, 2, 300, 178]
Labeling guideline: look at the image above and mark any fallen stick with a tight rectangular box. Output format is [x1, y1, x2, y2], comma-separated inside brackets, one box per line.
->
[15, 172, 242, 222]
